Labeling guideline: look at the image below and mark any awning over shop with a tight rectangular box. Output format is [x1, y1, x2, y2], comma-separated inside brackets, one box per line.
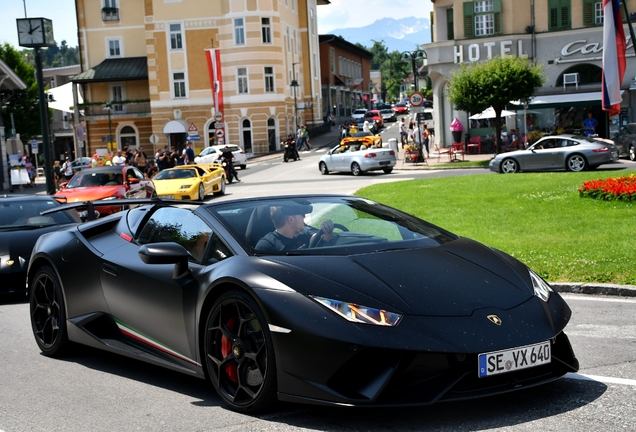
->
[512, 91, 623, 109]
[163, 119, 189, 134]
[47, 82, 82, 113]
[71, 57, 148, 83]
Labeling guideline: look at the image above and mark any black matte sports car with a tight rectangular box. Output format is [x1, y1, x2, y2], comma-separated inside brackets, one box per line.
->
[27, 195, 578, 412]
[1, 194, 79, 299]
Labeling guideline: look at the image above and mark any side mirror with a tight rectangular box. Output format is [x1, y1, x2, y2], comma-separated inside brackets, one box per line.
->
[127, 177, 140, 184]
[138, 242, 190, 279]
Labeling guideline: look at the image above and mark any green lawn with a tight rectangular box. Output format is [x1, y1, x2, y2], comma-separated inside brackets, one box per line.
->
[356, 169, 636, 285]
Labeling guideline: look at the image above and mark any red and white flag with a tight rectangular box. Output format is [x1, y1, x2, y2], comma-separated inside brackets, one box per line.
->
[602, 0, 627, 116]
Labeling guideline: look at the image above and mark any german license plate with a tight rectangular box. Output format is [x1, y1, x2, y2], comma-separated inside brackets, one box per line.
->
[379, 161, 390, 166]
[163, 195, 174, 199]
[478, 341, 551, 377]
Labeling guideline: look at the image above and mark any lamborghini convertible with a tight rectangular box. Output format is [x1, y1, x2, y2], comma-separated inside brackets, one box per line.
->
[152, 164, 226, 200]
[27, 195, 578, 413]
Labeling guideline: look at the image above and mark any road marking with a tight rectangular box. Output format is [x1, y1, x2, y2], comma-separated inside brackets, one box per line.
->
[560, 294, 636, 304]
[565, 372, 636, 387]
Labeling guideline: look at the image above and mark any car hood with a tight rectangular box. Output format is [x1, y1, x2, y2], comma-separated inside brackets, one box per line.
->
[54, 186, 123, 202]
[260, 238, 534, 317]
[154, 179, 195, 194]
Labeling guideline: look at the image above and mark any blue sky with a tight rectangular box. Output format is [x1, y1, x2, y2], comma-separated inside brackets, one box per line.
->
[0, 0, 433, 49]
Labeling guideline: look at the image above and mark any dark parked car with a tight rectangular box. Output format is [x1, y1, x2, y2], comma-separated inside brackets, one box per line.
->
[28, 195, 579, 413]
[1, 195, 79, 299]
[611, 123, 636, 161]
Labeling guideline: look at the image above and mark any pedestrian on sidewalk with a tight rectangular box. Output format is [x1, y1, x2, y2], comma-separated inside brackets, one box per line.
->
[62, 157, 74, 181]
[399, 118, 407, 148]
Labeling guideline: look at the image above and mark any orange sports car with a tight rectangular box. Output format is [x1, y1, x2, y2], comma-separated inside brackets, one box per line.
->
[54, 165, 155, 216]
[340, 131, 383, 149]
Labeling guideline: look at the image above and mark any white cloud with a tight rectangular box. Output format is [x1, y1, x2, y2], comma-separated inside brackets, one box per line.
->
[318, 0, 433, 33]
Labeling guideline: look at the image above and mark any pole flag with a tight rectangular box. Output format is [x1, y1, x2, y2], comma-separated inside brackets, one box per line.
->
[602, 0, 627, 116]
[205, 49, 224, 116]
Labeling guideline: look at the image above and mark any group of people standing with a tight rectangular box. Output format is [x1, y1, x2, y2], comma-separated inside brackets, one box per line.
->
[399, 116, 431, 158]
[295, 125, 312, 151]
[154, 142, 196, 172]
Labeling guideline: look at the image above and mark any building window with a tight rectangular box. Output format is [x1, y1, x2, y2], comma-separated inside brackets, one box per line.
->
[584, 0, 604, 26]
[107, 38, 121, 57]
[463, 0, 501, 37]
[261, 18, 272, 44]
[329, 47, 335, 73]
[548, 0, 571, 31]
[264, 67, 275, 93]
[173, 72, 186, 98]
[235, 18, 245, 45]
[170, 23, 183, 50]
[110, 84, 125, 112]
[287, 28, 290, 52]
[294, 30, 298, 54]
[595, 2, 603, 24]
[237, 67, 248, 94]
[102, 0, 119, 21]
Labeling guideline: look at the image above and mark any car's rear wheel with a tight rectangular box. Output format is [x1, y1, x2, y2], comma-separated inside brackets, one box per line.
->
[566, 154, 587, 172]
[30, 266, 72, 357]
[500, 158, 519, 173]
[204, 290, 276, 413]
[319, 162, 329, 175]
[351, 162, 362, 176]
[629, 144, 635, 161]
[214, 179, 226, 196]
[382, 167, 393, 174]
[198, 184, 206, 201]
[240, 165, 246, 170]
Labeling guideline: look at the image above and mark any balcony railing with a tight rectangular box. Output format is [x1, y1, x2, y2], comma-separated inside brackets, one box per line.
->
[102, 8, 119, 22]
[79, 101, 150, 117]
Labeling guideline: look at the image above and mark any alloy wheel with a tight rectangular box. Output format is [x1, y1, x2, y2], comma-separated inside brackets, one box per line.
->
[567, 154, 587, 172]
[501, 158, 518, 173]
[30, 266, 70, 356]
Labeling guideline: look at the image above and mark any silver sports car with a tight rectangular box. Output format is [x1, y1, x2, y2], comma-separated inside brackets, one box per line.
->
[319, 143, 397, 176]
[489, 134, 619, 173]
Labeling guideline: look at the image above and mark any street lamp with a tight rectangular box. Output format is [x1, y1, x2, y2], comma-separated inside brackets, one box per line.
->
[104, 101, 114, 151]
[291, 62, 301, 132]
[401, 49, 427, 93]
[401, 49, 427, 163]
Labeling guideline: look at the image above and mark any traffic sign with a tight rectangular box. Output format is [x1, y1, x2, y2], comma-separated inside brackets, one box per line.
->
[214, 111, 223, 122]
[31, 140, 38, 154]
[215, 129, 225, 138]
[187, 123, 198, 135]
[409, 92, 424, 107]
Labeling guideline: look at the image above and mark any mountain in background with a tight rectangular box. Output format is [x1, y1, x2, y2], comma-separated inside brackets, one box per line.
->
[325, 16, 430, 53]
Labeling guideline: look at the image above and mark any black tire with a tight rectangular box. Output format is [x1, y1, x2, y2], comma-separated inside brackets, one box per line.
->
[382, 167, 393, 174]
[500, 158, 519, 174]
[319, 162, 329, 175]
[351, 162, 362, 176]
[198, 184, 206, 201]
[240, 165, 246, 170]
[30, 265, 72, 357]
[629, 144, 635, 162]
[566, 154, 587, 172]
[204, 289, 277, 413]
[213, 179, 226, 196]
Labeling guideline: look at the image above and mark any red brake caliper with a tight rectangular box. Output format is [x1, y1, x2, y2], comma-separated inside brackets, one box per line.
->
[221, 316, 238, 383]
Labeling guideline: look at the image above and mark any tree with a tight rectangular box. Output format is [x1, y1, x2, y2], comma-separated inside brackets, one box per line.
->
[447, 56, 545, 153]
[0, 43, 42, 141]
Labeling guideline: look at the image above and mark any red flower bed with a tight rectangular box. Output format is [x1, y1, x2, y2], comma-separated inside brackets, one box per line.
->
[578, 174, 636, 202]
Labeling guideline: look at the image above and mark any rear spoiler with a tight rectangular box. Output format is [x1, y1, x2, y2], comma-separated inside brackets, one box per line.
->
[41, 197, 203, 221]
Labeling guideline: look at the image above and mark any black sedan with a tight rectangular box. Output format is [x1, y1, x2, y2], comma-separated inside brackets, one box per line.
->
[27, 195, 578, 413]
[1, 195, 79, 299]
[612, 123, 636, 161]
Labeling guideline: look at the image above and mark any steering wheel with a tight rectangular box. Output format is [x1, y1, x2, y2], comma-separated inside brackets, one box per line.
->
[308, 223, 349, 248]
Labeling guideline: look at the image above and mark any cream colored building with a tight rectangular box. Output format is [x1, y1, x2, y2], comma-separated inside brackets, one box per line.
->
[72, 0, 329, 159]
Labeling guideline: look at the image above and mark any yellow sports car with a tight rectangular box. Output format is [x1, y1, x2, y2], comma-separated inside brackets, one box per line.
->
[152, 164, 226, 200]
[340, 131, 383, 148]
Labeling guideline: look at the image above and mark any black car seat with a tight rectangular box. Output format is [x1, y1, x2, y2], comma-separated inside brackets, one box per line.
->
[244, 205, 274, 247]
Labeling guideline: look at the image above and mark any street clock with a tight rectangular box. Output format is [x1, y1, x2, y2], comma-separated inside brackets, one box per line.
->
[16, 18, 55, 47]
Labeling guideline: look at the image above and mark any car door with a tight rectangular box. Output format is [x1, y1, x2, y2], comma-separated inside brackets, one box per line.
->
[326, 146, 345, 171]
[196, 166, 215, 194]
[521, 139, 560, 170]
[124, 166, 153, 198]
[99, 207, 216, 364]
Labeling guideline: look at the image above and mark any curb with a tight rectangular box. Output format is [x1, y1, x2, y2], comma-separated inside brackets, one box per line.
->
[551, 282, 636, 297]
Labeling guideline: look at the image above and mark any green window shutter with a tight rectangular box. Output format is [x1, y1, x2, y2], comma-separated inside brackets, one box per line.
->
[561, 0, 571, 29]
[548, 0, 559, 30]
[620, 3, 628, 23]
[493, 0, 502, 34]
[447, 8, 455, 40]
[583, 0, 594, 27]
[431, 10, 435, 42]
[463, 2, 474, 38]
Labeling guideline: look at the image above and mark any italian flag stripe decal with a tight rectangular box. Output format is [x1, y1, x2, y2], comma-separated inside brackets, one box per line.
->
[114, 318, 200, 366]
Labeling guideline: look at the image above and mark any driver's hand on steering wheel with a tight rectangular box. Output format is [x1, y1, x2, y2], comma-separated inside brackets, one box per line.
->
[320, 220, 335, 241]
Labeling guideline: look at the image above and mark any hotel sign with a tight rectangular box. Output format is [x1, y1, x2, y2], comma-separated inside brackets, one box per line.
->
[454, 40, 527, 64]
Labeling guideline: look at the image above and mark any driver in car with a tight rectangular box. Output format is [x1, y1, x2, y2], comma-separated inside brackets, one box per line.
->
[255, 204, 335, 252]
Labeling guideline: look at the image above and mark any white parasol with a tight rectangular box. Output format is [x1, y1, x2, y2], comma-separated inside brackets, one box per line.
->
[469, 107, 517, 120]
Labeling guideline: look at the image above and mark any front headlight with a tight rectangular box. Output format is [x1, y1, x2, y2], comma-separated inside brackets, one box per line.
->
[102, 196, 119, 201]
[311, 296, 402, 326]
[529, 269, 552, 302]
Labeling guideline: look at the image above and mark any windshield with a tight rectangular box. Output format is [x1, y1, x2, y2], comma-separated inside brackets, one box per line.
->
[209, 197, 457, 256]
[154, 168, 197, 180]
[67, 171, 123, 188]
[0, 199, 78, 229]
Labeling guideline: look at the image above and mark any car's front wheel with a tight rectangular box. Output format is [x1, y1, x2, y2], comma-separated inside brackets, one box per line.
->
[382, 167, 393, 174]
[319, 162, 329, 175]
[30, 266, 72, 357]
[566, 154, 587, 172]
[204, 290, 276, 413]
[629, 144, 635, 161]
[500, 158, 519, 173]
[214, 178, 226, 196]
[351, 162, 362, 176]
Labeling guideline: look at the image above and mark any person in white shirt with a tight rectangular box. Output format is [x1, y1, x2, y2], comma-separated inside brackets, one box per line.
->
[61, 157, 74, 181]
[112, 150, 127, 166]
